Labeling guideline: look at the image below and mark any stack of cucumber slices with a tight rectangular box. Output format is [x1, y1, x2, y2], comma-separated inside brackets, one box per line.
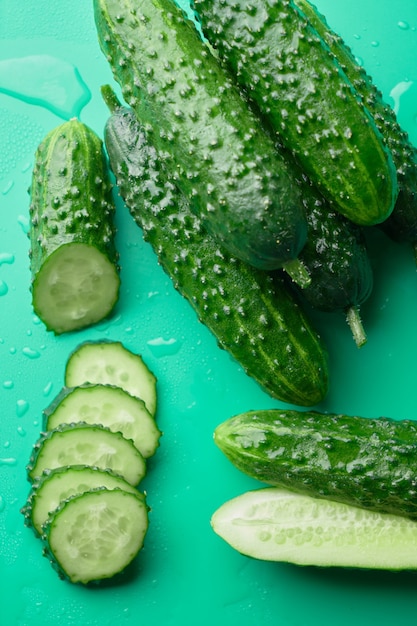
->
[21, 340, 161, 585]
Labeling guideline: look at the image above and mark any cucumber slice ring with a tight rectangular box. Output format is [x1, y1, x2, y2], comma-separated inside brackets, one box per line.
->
[43, 488, 149, 584]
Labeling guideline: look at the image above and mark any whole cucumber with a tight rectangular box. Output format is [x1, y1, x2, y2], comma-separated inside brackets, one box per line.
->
[215, 409, 417, 519]
[296, 0, 417, 251]
[193, 0, 398, 226]
[93, 0, 308, 272]
[102, 87, 329, 407]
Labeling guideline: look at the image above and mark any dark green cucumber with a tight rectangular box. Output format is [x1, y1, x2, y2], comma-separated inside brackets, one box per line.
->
[296, 0, 417, 251]
[102, 88, 329, 407]
[214, 409, 417, 520]
[193, 0, 398, 226]
[290, 189, 373, 348]
[28, 118, 120, 334]
[93, 0, 309, 273]
[42, 488, 149, 584]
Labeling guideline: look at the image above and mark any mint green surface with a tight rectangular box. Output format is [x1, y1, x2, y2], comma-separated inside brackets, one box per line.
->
[1, 1, 417, 624]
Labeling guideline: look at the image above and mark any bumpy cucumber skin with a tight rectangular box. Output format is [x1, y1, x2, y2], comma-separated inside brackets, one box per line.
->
[29, 119, 118, 272]
[93, 0, 309, 271]
[193, 0, 398, 226]
[28, 118, 120, 332]
[293, 194, 373, 313]
[103, 101, 329, 407]
[296, 0, 417, 245]
[214, 409, 417, 520]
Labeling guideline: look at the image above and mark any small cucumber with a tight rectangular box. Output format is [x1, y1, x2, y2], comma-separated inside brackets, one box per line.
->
[290, 193, 373, 348]
[102, 91, 329, 407]
[22, 464, 138, 537]
[296, 0, 417, 251]
[211, 487, 417, 570]
[214, 409, 417, 520]
[93, 0, 309, 272]
[28, 118, 120, 334]
[42, 488, 149, 584]
[64, 341, 157, 417]
[27, 422, 146, 486]
[43, 384, 161, 459]
[194, 0, 398, 226]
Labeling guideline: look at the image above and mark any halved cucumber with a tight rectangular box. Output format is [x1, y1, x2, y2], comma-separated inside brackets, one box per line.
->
[43, 384, 161, 458]
[42, 488, 149, 584]
[27, 423, 146, 486]
[65, 341, 157, 416]
[211, 488, 417, 570]
[22, 465, 139, 537]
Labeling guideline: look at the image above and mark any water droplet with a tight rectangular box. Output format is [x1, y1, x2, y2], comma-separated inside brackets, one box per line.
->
[17, 215, 29, 234]
[0, 281, 8, 296]
[22, 347, 41, 359]
[390, 80, 413, 115]
[0, 253, 14, 266]
[147, 336, 182, 357]
[3, 380, 13, 389]
[0, 496, 5, 513]
[0, 55, 91, 120]
[43, 381, 53, 397]
[371, 40, 380, 48]
[0, 457, 17, 466]
[16, 399, 29, 417]
[17, 426, 26, 437]
[398, 21, 410, 30]
[1, 180, 14, 195]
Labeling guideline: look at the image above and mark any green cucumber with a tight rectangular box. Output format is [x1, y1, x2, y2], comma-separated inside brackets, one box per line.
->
[193, 0, 398, 226]
[290, 194, 373, 348]
[27, 422, 146, 486]
[43, 384, 161, 458]
[22, 465, 139, 537]
[42, 488, 149, 584]
[102, 90, 329, 407]
[93, 0, 310, 273]
[64, 341, 157, 417]
[28, 118, 120, 334]
[296, 0, 417, 251]
[214, 409, 417, 519]
[211, 487, 417, 570]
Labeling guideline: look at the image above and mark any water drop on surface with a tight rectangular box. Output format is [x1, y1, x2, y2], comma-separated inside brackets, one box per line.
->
[0, 281, 8, 296]
[16, 399, 29, 418]
[398, 21, 410, 30]
[17, 215, 29, 235]
[0, 253, 14, 265]
[0, 496, 5, 513]
[3, 380, 14, 389]
[147, 336, 182, 357]
[1, 180, 14, 195]
[22, 347, 41, 359]
[0, 457, 17, 466]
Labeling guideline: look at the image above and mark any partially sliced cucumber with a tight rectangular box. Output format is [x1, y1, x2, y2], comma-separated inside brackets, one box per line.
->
[65, 341, 157, 416]
[27, 423, 146, 486]
[211, 488, 417, 570]
[22, 465, 139, 537]
[43, 384, 161, 458]
[42, 488, 149, 584]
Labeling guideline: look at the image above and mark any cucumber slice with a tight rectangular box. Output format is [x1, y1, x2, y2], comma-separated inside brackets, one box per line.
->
[211, 488, 417, 570]
[27, 423, 146, 486]
[42, 488, 149, 584]
[65, 341, 157, 416]
[22, 465, 139, 537]
[43, 384, 161, 458]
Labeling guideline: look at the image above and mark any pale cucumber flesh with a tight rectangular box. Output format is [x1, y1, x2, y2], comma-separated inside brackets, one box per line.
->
[45, 488, 149, 584]
[211, 488, 417, 570]
[65, 341, 157, 416]
[32, 242, 120, 334]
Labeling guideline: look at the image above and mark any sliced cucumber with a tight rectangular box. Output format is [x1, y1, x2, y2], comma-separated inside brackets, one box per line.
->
[211, 488, 417, 570]
[65, 341, 157, 416]
[22, 465, 139, 537]
[42, 488, 149, 584]
[27, 423, 146, 486]
[43, 384, 161, 458]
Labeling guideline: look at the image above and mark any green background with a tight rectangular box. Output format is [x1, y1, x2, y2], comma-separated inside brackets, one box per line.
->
[1, 0, 417, 624]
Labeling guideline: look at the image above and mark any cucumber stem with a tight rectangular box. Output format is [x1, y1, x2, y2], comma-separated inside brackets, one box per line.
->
[101, 84, 123, 114]
[346, 305, 367, 348]
[282, 258, 311, 288]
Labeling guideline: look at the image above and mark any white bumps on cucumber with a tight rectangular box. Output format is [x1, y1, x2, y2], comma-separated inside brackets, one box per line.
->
[43, 384, 161, 458]
[42, 488, 149, 584]
[65, 341, 157, 417]
[211, 488, 417, 570]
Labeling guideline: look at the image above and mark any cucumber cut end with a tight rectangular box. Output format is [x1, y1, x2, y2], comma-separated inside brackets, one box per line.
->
[32, 243, 120, 334]
[44, 488, 149, 584]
